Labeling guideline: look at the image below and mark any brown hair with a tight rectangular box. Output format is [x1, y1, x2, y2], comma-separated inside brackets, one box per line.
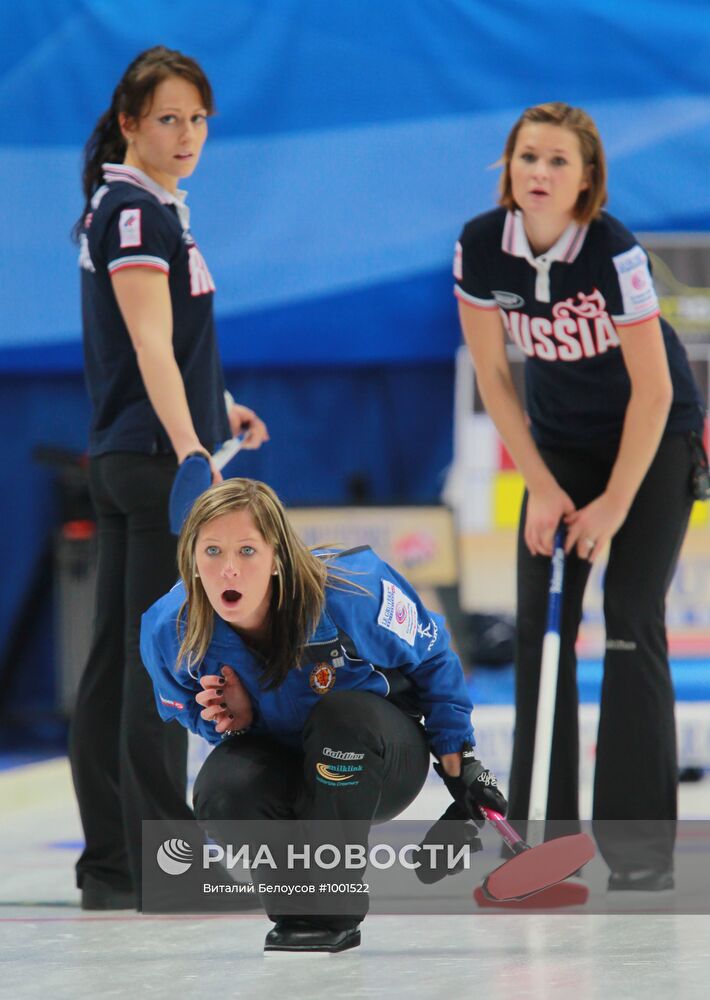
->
[73, 45, 214, 240]
[175, 479, 365, 690]
[498, 102, 607, 225]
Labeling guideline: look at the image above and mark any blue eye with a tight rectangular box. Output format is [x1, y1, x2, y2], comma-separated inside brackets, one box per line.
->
[241, 545, 256, 556]
[158, 115, 176, 124]
[205, 545, 220, 556]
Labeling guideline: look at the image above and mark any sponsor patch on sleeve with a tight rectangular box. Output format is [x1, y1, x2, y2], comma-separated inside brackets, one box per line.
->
[159, 693, 184, 710]
[453, 241, 463, 281]
[612, 245, 658, 317]
[119, 208, 142, 248]
[377, 580, 418, 647]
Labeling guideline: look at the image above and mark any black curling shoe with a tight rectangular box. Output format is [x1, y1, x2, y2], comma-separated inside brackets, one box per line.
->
[608, 868, 675, 892]
[264, 919, 361, 954]
[80, 873, 136, 911]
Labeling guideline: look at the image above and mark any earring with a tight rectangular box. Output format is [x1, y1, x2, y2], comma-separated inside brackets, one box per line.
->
[272, 569, 278, 576]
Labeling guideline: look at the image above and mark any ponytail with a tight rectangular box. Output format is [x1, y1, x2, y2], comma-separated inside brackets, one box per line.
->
[72, 92, 126, 241]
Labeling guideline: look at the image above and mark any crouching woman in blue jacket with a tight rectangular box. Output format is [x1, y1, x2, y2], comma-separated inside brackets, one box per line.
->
[140, 478, 505, 953]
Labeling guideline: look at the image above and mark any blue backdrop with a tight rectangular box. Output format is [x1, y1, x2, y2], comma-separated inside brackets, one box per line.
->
[2, 0, 710, 724]
[3, 0, 710, 366]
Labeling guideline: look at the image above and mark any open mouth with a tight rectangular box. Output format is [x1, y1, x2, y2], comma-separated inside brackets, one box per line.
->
[222, 589, 242, 606]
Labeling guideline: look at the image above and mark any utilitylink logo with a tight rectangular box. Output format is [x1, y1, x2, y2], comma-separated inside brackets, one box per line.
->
[380, 585, 396, 627]
[156, 839, 194, 875]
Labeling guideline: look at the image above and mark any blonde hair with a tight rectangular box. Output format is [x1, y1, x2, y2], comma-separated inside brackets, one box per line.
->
[176, 478, 359, 689]
[498, 102, 608, 225]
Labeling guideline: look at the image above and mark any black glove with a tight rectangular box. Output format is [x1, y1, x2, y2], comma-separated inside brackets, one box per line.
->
[433, 743, 507, 824]
[415, 800, 483, 884]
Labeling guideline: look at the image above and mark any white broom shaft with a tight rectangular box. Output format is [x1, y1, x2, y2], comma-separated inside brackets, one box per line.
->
[213, 434, 246, 471]
[528, 533, 565, 827]
[214, 389, 246, 470]
[529, 630, 561, 822]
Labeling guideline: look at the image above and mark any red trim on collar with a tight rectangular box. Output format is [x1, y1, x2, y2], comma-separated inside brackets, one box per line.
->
[502, 212, 516, 255]
[502, 211, 588, 264]
[562, 224, 588, 262]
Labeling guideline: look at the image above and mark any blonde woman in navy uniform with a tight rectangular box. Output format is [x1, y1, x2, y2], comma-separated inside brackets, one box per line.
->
[71, 47, 268, 911]
[454, 102, 705, 891]
[141, 478, 506, 952]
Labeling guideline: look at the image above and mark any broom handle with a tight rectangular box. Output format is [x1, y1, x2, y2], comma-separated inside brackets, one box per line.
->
[528, 528, 566, 826]
[479, 806, 530, 856]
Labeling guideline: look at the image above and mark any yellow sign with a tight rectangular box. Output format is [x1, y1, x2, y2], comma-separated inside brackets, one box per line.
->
[648, 250, 710, 339]
[490, 469, 707, 528]
[459, 523, 710, 644]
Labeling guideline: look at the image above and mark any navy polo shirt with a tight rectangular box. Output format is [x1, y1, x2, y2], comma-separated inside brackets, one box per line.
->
[79, 164, 230, 456]
[454, 208, 704, 446]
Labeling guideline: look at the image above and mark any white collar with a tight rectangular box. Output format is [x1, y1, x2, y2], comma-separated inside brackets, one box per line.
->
[501, 210, 588, 302]
[101, 163, 190, 228]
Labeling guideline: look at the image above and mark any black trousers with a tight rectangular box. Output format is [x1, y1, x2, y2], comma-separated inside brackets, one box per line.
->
[193, 690, 431, 925]
[69, 452, 191, 902]
[507, 433, 694, 872]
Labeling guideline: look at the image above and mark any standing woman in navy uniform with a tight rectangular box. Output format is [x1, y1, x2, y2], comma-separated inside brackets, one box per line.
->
[454, 102, 705, 889]
[71, 46, 268, 910]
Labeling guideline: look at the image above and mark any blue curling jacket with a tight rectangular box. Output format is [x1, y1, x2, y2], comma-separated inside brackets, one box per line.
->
[140, 546, 475, 756]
